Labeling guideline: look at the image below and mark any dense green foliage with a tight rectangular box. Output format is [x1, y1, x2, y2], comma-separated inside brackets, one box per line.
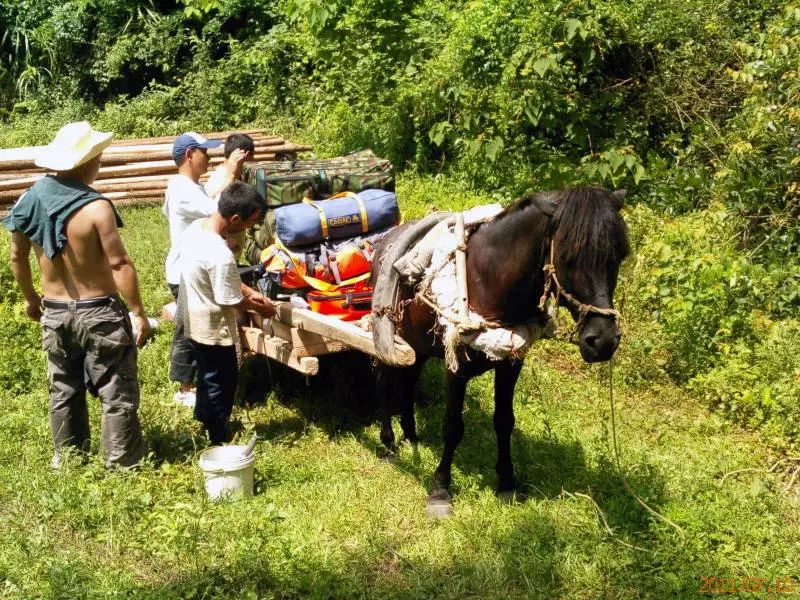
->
[619, 205, 800, 444]
[1, 0, 796, 239]
[0, 0, 794, 210]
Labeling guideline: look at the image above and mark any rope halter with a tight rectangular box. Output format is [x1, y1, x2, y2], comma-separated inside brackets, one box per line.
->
[537, 241, 620, 338]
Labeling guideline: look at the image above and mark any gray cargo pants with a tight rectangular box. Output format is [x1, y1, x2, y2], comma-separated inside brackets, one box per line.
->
[41, 295, 145, 468]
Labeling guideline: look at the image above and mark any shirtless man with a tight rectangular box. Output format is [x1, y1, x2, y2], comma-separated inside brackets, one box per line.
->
[4, 121, 149, 469]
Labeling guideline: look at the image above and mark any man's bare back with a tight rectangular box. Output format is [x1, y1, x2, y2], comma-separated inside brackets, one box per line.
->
[36, 199, 118, 300]
[10, 178, 150, 345]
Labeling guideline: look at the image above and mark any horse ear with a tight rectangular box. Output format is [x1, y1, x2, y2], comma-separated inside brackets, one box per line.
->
[611, 189, 626, 211]
[531, 191, 559, 217]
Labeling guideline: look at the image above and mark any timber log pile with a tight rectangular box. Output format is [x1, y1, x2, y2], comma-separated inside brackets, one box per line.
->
[0, 128, 310, 210]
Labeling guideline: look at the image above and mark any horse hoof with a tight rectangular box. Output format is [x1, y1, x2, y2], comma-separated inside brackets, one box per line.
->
[496, 489, 517, 505]
[426, 490, 453, 519]
[426, 500, 454, 519]
[379, 451, 399, 465]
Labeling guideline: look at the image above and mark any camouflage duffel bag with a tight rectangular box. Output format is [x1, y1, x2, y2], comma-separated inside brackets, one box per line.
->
[242, 150, 394, 264]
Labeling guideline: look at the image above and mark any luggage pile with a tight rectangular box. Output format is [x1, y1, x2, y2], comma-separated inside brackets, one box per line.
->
[244, 151, 398, 321]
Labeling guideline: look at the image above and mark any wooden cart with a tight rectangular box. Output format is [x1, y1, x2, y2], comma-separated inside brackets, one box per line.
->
[239, 302, 415, 374]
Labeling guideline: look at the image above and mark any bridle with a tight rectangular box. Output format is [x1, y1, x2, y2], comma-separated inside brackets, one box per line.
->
[537, 240, 620, 335]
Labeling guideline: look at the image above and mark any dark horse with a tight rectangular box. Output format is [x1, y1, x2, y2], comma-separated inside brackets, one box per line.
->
[372, 187, 630, 515]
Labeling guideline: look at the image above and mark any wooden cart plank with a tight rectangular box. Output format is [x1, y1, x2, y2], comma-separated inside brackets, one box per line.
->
[267, 320, 348, 358]
[273, 303, 415, 366]
[240, 326, 319, 375]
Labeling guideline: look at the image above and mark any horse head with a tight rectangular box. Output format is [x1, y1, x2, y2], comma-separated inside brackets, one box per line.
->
[538, 187, 630, 362]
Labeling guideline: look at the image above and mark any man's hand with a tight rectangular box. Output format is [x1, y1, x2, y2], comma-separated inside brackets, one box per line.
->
[250, 294, 276, 318]
[132, 314, 151, 347]
[24, 294, 43, 322]
[10, 232, 42, 321]
[226, 149, 248, 178]
[239, 283, 276, 317]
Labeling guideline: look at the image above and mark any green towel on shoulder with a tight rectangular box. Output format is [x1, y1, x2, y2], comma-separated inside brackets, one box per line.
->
[3, 175, 123, 259]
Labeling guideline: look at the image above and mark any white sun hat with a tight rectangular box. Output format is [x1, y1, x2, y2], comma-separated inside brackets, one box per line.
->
[34, 121, 114, 171]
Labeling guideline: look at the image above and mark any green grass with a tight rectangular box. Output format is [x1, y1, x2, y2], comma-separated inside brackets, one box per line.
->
[1, 176, 799, 599]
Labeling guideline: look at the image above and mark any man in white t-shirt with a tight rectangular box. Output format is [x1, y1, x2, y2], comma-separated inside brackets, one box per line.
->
[163, 132, 247, 407]
[176, 181, 275, 444]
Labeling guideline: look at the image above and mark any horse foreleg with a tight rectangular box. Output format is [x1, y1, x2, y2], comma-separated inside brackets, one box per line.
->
[428, 371, 467, 518]
[494, 359, 523, 498]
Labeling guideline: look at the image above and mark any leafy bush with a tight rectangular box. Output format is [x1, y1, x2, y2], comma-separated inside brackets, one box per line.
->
[0, 0, 778, 196]
[691, 320, 800, 447]
[713, 4, 800, 257]
[623, 204, 800, 382]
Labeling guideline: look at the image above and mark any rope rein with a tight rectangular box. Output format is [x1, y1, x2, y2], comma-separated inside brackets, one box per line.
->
[607, 360, 685, 538]
[537, 241, 620, 339]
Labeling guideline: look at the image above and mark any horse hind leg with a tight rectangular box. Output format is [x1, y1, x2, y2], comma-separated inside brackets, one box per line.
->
[494, 359, 523, 501]
[398, 357, 428, 444]
[428, 371, 468, 518]
[375, 363, 400, 454]
[375, 359, 427, 456]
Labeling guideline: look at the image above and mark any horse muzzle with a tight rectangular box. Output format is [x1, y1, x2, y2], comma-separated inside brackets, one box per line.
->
[578, 316, 621, 363]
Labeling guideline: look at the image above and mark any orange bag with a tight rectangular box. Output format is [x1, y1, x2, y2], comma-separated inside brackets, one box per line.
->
[335, 243, 372, 280]
[260, 240, 372, 292]
[306, 281, 373, 321]
[260, 245, 322, 289]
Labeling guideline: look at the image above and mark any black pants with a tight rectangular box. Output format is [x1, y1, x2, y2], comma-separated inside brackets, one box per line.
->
[188, 340, 238, 444]
[169, 284, 197, 384]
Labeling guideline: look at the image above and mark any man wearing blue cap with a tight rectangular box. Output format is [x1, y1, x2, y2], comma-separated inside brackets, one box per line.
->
[163, 132, 247, 408]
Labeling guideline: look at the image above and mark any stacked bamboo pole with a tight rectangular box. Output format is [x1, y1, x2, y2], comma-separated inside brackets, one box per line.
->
[0, 129, 311, 208]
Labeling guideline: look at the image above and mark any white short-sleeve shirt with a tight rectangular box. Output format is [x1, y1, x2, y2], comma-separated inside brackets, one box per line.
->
[163, 174, 218, 285]
[204, 164, 229, 201]
[176, 219, 244, 346]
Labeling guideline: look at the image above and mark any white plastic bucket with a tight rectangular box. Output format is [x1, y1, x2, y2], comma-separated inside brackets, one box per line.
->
[198, 445, 255, 500]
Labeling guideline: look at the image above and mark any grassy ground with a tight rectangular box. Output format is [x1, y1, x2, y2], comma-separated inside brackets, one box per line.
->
[0, 176, 798, 599]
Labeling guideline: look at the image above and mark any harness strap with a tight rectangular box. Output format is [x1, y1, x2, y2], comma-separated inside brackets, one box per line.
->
[538, 240, 619, 337]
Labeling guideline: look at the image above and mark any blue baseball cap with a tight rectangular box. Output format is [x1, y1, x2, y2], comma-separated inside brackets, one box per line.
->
[172, 132, 223, 164]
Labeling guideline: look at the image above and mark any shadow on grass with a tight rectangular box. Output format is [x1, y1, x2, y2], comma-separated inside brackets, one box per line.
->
[125, 527, 568, 599]
[401, 367, 668, 536]
[243, 351, 381, 437]
[240, 352, 668, 538]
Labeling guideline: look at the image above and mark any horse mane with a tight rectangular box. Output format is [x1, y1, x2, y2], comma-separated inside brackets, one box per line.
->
[488, 187, 630, 270]
[549, 187, 630, 269]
